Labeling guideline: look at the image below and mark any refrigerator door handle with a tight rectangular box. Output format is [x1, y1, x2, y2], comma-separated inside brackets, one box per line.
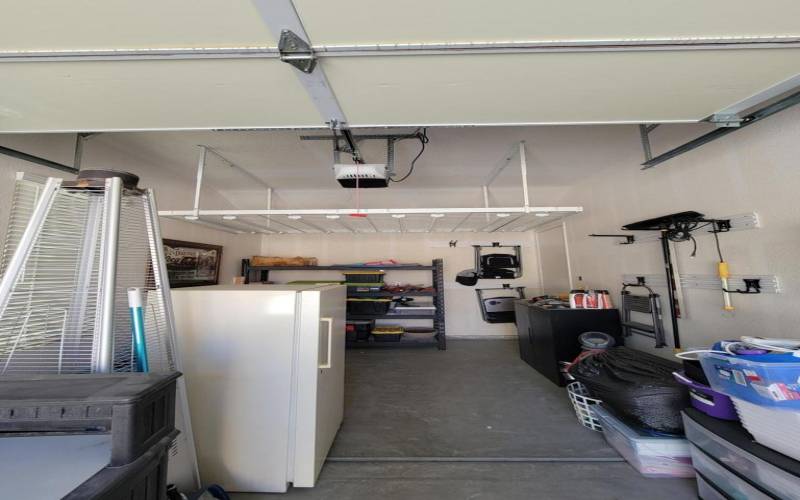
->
[319, 317, 333, 369]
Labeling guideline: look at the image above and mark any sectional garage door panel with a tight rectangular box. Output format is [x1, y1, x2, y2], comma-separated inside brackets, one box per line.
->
[0, 59, 322, 132]
[0, 0, 275, 51]
[323, 49, 800, 126]
[293, 0, 800, 46]
[2, 1, 800, 131]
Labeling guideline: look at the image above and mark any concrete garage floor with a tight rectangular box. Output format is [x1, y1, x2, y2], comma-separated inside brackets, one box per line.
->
[233, 339, 697, 499]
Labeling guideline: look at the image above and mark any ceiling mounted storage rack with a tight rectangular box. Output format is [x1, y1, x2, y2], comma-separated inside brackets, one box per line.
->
[158, 141, 583, 234]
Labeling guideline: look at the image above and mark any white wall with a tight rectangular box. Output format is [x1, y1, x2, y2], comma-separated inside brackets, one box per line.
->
[554, 106, 800, 357]
[0, 134, 261, 284]
[3, 106, 799, 347]
[259, 231, 541, 337]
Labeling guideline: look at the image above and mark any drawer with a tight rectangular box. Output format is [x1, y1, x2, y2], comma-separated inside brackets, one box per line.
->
[684, 413, 800, 499]
[690, 444, 772, 500]
[696, 474, 728, 500]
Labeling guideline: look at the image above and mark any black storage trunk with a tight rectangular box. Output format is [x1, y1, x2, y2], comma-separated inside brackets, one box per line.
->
[514, 301, 623, 386]
[373, 333, 402, 342]
[0, 372, 179, 467]
[346, 299, 392, 315]
[64, 431, 177, 500]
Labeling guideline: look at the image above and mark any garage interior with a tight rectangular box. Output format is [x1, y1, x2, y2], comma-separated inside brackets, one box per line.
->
[1, 2, 800, 499]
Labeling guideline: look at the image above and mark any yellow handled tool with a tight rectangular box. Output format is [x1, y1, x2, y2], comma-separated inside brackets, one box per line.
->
[719, 261, 735, 311]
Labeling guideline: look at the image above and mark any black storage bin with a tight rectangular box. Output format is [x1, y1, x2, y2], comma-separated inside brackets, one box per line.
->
[346, 320, 373, 341]
[372, 327, 403, 342]
[347, 299, 392, 315]
[373, 334, 402, 342]
[682, 358, 709, 385]
[342, 270, 385, 284]
[346, 324, 357, 342]
[0, 372, 179, 467]
[64, 431, 177, 500]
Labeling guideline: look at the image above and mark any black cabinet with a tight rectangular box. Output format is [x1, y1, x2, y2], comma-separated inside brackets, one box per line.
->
[514, 300, 534, 365]
[514, 300, 622, 386]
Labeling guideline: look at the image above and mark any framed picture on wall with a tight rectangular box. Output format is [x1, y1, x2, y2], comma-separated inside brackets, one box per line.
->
[162, 239, 223, 288]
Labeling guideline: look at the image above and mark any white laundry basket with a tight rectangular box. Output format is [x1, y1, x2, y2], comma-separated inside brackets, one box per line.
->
[567, 381, 603, 432]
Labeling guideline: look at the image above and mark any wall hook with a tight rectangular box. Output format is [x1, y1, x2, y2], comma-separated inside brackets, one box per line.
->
[736, 278, 762, 294]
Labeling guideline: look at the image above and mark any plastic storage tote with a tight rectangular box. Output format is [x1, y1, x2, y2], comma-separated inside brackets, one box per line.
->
[731, 397, 800, 462]
[391, 305, 436, 316]
[592, 405, 694, 478]
[342, 270, 386, 284]
[372, 326, 403, 342]
[347, 298, 392, 315]
[64, 432, 177, 500]
[683, 409, 800, 500]
[688, 443, 772, 500]
[0, 372, 178, 467]
[698, 351, 800, 409]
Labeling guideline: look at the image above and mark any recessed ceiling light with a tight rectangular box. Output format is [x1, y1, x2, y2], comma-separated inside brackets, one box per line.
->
[535, 213, 550, 217]
[430, 214, 445, 218]
[222, 215, 237, 220]
[391, 214, 406, 219]
[287, 215, 303, 220]
[496, 213, 511, 218]
[184, 215, 199, 220]
[250, 231, 257, 234]
[325, 215, 340, 219]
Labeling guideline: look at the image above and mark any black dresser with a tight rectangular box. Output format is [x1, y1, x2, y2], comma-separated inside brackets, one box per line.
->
[514, 300, 622, 386]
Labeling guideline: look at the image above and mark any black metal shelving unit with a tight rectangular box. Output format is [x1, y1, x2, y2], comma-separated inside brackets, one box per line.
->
[241, 258, 446, 350]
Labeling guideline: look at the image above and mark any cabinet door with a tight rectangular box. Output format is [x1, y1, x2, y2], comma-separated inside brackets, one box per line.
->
[293, 286, 346, 487]
[514, 301, 533, 364]
[529, 308, 561, 385]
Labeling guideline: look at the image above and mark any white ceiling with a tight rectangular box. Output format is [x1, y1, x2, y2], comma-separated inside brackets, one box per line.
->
[1, 1, 799, 131]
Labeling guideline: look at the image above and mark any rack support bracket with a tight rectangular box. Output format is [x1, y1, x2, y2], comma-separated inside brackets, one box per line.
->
[278, 29, 316, 73]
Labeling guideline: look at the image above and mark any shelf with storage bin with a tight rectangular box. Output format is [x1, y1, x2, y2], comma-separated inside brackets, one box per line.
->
[240, 258, 446, 350]
[347, 290, 437, 298]
[347, 313, 437, 320]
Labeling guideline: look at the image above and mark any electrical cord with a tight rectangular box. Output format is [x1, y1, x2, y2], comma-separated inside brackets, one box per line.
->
[712, 226, 724, 262]
[390, 128, 429, 183]
[666, 220, 724, 260]
[674, 349, 729, 360]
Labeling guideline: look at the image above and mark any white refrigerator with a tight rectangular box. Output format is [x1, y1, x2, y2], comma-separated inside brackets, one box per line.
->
[171, 284, 346, 493]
